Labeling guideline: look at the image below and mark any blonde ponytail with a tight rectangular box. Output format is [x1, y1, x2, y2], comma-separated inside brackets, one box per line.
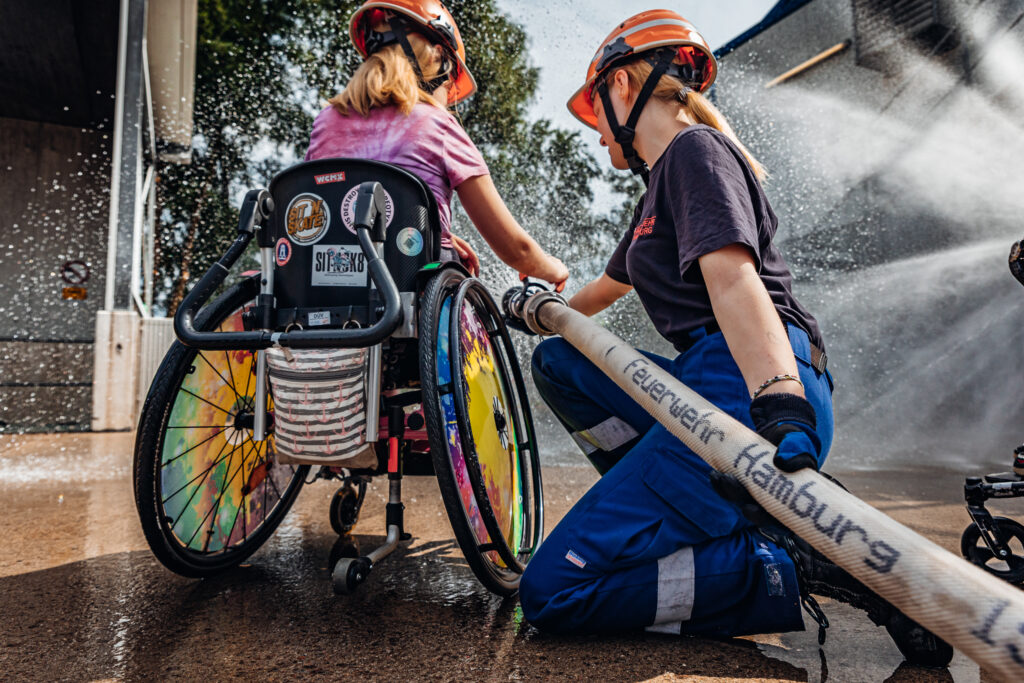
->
[613, 60, 767, 180]
[331, 28, 448, 117]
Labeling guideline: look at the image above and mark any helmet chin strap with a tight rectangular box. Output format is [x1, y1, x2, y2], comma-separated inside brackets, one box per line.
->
[595, 50, 678, 187]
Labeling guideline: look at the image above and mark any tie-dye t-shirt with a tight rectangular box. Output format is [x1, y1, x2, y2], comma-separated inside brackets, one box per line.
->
[305, 103, 489, 249]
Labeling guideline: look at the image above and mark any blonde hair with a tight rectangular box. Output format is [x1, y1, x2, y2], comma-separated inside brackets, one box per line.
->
[331, 27, 448, 117]
[610, 59, 767, 180]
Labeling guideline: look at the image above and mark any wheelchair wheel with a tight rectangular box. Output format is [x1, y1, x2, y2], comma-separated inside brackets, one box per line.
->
[420, 267, 544, 596]
[133, 275, 308, 577]
[961, 517, 1024, 584]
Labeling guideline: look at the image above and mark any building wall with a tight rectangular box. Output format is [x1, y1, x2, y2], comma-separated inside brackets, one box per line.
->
[711, 0, 1024, 466]
[0, 117, 111, 431]
[712, 0, 1020, 272]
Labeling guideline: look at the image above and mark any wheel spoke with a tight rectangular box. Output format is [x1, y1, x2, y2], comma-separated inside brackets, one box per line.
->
[222, 349, 240, 398]
[266, 463, 284, 503]
[242, 352, 255, 407]
[196, 350, 241, 401]
[973, 546, 996, 564]
[162, 426, 231, 469]
[178, 387, 237, 417]
[163, 434, 237, 506]
[187, 436, 251, 549]
[167, 425, 231, 430]
[222, 438, 262, 547]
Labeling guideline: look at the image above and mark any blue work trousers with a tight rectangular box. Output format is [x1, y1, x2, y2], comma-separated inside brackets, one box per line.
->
[519, 325, 834, 637]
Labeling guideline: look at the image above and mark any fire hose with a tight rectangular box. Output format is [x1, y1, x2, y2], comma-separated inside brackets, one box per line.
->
[510, 288, 1024, 680]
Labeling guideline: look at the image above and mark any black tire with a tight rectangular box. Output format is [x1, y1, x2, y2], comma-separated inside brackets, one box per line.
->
[419, 267, 543, 596]
[133, 275, 308, 577]
[961, 517, 1024, 584]
[329, 482, 365, 536]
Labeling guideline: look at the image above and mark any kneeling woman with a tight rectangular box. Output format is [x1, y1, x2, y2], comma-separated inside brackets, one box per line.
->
[518, 11, 949, 665]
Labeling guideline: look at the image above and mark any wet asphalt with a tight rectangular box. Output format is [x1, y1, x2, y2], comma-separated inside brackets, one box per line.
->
[0, 432, 1011, 681]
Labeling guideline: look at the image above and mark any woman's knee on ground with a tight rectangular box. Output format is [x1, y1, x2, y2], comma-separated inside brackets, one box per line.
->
[519, 557, 589, 634]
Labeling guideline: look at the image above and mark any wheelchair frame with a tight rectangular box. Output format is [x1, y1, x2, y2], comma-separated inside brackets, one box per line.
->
[134, 159, 543, 596]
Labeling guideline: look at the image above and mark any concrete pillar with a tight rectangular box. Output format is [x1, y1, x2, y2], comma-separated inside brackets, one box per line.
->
[91, 310, 141, 431]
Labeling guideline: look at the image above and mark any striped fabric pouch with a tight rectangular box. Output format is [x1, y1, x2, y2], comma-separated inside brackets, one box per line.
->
[265, 347, 377, 468]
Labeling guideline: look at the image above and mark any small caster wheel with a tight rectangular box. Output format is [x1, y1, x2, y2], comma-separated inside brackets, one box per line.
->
[329, 482, 365, 535]
[332, 557, 371, 595]
[328, 535, 361, 571]
[961, 517, 1024, 584]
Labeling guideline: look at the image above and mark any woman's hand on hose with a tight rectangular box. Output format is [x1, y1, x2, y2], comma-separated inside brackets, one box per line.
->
[749, 393, 822, 472]
[450, 234, 480, 276]
[521, 255, 568, 293]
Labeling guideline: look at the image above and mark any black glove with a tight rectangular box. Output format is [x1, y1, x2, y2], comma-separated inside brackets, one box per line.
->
[709, 470, 780, 528]
[750, 392, 821, 472]
[710, 469, 849, 528]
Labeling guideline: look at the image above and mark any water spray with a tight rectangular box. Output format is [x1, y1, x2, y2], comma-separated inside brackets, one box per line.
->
[509, 287, 1024, 679]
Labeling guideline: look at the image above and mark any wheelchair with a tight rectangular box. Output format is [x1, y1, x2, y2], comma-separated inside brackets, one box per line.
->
[132, 158, 544, 596]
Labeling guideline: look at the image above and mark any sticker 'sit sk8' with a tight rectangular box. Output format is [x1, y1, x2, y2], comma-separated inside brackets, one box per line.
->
[312, 245, 367, 287]
[286, 193, 330, 245]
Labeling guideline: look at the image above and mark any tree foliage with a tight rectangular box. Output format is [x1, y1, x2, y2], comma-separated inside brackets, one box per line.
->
[156, 0, 631, 311]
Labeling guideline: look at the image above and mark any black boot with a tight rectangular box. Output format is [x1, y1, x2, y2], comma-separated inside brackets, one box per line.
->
[710, 470, 954, 667]
[779, 532, 954, 668]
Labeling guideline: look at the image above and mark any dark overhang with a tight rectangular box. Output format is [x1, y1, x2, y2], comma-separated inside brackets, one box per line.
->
[715, 0, 817, 59]
[0, 1, 120, 128]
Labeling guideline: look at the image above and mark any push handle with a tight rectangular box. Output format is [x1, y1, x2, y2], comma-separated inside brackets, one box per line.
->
[352, 181, 389, 242]
[174, 182, 403, 350]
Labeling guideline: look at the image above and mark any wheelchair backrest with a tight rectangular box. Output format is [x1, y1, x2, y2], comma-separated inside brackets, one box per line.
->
[265, 158, 442, 329]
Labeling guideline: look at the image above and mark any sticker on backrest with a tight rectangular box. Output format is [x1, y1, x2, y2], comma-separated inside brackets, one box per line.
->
[286, 193, 330, 245]
[396, 227, 423, 257]
[314, 172, 346, 185]
[307, 311, 331, 326]
[275, 238, 292, 266]
[341, 186, 394, 234]
[311, 245, 368, 287]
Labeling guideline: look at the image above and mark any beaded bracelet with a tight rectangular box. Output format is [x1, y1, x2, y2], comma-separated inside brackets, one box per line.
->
[751, 374, 803, 399]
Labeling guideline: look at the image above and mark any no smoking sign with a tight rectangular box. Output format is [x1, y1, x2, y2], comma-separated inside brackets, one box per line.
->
[60, 260, 90, 285]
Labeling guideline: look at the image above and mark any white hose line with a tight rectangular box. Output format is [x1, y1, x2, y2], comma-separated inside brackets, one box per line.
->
[537, 301, 1024, 679]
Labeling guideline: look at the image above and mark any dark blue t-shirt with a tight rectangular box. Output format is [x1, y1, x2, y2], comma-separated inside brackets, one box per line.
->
[605, 124, 823, 353]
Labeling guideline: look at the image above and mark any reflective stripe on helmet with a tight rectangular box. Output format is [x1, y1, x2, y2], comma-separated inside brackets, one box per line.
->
[567, 10, 717, 130]
[590, 18, 699, 71]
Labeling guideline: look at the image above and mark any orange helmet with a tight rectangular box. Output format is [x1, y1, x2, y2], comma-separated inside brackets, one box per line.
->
[349, 0, 477, 105]
[567, 10, 717, 130]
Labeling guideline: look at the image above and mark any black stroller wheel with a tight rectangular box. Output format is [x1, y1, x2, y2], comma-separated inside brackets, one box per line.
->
[961, 517, 1024, 584]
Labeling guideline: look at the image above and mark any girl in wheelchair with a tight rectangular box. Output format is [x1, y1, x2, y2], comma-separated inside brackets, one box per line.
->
[306, 0, 568, 291]
[135, 0, 549, 599]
